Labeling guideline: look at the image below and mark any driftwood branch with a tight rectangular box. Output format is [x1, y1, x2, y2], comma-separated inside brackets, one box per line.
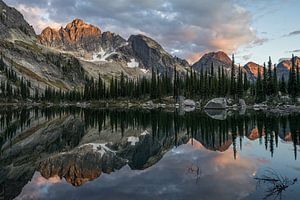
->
[254, 168, 297, 200]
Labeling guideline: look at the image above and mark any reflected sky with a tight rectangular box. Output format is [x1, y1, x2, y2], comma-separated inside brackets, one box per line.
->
[1, 108, 300, 200]
[15, 137, 300, 200]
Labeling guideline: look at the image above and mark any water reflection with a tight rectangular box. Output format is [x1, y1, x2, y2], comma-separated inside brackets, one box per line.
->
[0, 107, 299, 199]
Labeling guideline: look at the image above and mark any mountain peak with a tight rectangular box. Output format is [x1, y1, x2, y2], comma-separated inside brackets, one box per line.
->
[38, 18, 102, 51]
[277, 56, 300, 79]
[203, 51, 232, 65]
[244, 62, 263, 78]
[129, 34, 164, 51]
[192, 51, 232, 72]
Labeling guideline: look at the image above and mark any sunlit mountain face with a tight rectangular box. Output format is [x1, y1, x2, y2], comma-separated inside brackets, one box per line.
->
[1, 107, 300, 200]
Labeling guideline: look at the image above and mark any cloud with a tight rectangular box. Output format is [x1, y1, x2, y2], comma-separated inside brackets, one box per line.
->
[286, 49, 300, 53]
[6, 0, 262, 64]
[288, 30, 300, 36]
[15, 4, 62, 33]
[242, 53, 253, 61]
[282, 30, 300, 38]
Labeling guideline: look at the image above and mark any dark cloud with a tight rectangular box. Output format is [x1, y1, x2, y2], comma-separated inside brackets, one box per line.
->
[5, 0, 261, 63]
[242, 54, 253, 61]
[288, 30, 300, 36]
[286, 49, 300, 53]
[283, 30, 300, 37]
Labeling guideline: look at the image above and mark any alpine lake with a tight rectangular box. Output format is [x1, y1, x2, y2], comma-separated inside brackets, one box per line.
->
[0, 106, 300, 200]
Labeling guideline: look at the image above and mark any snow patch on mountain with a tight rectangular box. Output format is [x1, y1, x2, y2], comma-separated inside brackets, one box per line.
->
[89, 48, 117, 62]
[127, 59, 139, 68]
[79, 143, 116, 156]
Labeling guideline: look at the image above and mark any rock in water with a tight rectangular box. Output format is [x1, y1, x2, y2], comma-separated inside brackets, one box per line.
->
[183, 99, 196, 107]
[239, 99, 246, 108]
[204, 98, 227, 109]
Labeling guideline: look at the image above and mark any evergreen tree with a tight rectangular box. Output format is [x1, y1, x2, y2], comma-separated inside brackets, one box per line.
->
[256, 67, 264, 102]
[151, 67, 157, 99]
[230, 54, 236, 97]
[288, 55, 297, 99]
[236, 66, 243, 98]
[267, 57, 274, 95]
[273, 64, 278, 96]
[280, 75, 287, 95]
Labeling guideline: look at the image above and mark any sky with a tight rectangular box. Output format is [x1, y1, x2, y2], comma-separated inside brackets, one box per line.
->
[4, 0, 300, 65]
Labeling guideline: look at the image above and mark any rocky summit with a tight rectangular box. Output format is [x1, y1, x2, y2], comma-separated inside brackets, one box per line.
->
[277, 56, 300, 79]
[243, 62, 263, 79]
[127, 34, 189, 72]
[38, 19, 128, 54]
[192, 51, 233, 72]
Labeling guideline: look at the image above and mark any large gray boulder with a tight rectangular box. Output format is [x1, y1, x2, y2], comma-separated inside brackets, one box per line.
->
[239, 99, 246, 108]
[183, 99, 196, 107]
[204, 98, 227, 109]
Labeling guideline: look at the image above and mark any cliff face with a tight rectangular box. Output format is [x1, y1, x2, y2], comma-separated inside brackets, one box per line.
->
[277, 57, 300, 79]
[0, 0, 36, 40]
[244, 62, 263, 79]
[39, 19, 102, 51]
[0, 1, 87, 92]
[127, 34, 189, 72]
[192, 51, 233, 72]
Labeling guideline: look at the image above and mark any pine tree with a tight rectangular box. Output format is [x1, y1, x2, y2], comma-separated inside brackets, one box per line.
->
[288, 55, 297, 99]
[236, 66, 243, 98]
[267, 56, 274, 95]
[273, 64, 278, 96]
[256, 67, 264, 102]
[280, 75, 287, 95]
[262, 62, 267, 98]
[230, 54, 236, 97]
[151, 67, 157, 99]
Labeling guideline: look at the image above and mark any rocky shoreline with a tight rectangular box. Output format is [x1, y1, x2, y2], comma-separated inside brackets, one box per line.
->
[1, 98, 300, 115]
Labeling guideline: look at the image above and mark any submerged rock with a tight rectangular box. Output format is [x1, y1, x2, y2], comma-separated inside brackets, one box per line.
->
[204, 109, 228, 120]
[239, 99, 246, 108]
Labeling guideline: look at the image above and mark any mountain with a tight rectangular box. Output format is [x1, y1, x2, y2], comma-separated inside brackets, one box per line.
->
[125, 34, 189, 72]
[0, 0, 88, 94]
[38, 19, 190, 80]
[243, 62, 263, 80]
[38, 19, 126, 53]
[0, 0, 35, 40]
[277, 56, 300, 79]
[192, 51, 232, 72]
[0, 0, 190, 94]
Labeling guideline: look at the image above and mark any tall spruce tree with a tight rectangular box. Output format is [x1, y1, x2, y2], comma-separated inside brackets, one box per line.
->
[273, 64, 278, 96]
[230, 54, 236, 97]
[280, 75, 287, 95]
[256, 67, 264, 102]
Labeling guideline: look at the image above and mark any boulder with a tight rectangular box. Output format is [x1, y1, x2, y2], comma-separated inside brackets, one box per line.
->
[253, 103, 267, 111]
[143, 100, 154, 108]
[239, 99, 246, 108]
[183, 99, 196, 107]
[204, 98, 227, 109]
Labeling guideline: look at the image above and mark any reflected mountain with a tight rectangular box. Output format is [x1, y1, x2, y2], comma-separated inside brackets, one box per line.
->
[1, 108, 300, 199]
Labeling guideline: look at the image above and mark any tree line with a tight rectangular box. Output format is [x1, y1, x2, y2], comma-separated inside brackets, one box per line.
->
[1, 52, 300, 103]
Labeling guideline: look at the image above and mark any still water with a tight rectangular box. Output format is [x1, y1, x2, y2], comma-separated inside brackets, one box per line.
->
[0, 107, 299, 200]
